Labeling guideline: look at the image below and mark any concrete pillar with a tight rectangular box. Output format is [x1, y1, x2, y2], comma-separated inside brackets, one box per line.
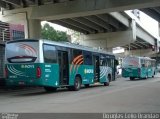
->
[26, 19, 41, 39]
[0, 11, 41, 39]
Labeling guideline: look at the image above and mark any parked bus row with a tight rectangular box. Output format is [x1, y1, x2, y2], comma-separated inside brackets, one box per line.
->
[0, 39, 158, 91]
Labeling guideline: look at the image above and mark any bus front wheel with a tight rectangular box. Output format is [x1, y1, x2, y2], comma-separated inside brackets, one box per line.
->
[71, 76, 81, 91]
[104, 82, 109, 86]
[104, 75, 110, 86]
[44, 86, 57, 92]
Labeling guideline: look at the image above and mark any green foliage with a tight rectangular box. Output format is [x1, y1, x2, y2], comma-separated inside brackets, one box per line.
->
[41, 23, 68, 41]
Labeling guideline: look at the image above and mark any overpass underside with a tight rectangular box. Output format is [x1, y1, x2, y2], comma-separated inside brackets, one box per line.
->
[122, 38, 152, 51]
[50, 13, 127, 34]
[0, 0, 159, 57]
[141, 6, 160, 22]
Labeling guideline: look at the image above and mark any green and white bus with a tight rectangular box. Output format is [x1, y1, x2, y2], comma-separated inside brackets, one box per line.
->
[5, 39, 118, 91]
[122, 56, 156, 80]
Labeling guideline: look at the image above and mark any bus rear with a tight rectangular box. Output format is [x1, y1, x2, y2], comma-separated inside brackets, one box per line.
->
[122, 56, 141, 80]
[5, 40, 42, 87]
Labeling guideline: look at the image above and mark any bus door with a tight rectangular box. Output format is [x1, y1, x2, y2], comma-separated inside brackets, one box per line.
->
[93, 55, 100, 82]
[58, 50, 69, 85]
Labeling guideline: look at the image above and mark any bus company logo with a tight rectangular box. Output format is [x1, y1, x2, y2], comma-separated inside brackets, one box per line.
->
[21, 65, 34, 69]
[70, 55, 83, 74]
[84, 69, 94, 74]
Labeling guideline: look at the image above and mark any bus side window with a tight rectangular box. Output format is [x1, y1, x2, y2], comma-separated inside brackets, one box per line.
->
[141, 59, 145, 67]
[83, 51, 92, 65]
[100, 59, 106, 66]
[43, 44, 57, 63]
[107, 58, 111, 67]
[114, 59, 119, 66]
[100, 55, 106, 66]
[72, 49, 83, 64]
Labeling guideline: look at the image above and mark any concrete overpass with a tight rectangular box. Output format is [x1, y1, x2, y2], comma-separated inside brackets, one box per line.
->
[77, 11, 159, 57]
[0, 0, 160, 56]
[141, 7, 160, 22]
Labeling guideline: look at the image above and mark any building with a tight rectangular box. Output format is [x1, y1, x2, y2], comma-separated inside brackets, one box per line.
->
[0, 21, 10, 41]
[0, 21, 25, 41]
[0, 21, 25, 86]
[10, 24, 25, 40]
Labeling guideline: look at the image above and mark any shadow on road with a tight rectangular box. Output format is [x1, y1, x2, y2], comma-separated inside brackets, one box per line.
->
[0, 84, 112, 97]
[125, 78, 150, 81]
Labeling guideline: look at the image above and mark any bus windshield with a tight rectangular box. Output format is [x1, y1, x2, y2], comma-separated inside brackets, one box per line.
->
[122, 57, 140, 68]
[6, 41, 39, 63]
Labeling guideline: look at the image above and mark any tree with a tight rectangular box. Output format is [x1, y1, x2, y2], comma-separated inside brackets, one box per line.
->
[41, 23, 68, 41]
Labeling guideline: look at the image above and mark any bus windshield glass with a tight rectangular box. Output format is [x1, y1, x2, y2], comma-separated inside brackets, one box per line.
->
[6, 41, 39, 63]
[122, 57, 140, 68]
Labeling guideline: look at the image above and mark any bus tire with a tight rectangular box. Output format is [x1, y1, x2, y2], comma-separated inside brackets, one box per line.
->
[44, 86, 57, 92]
[130, 77, 135, 80]
[84, 84, 90, 88]
[108, 74, 112, 82]
[104, 75, 110, 86]
[104, 82, 109, 86]
[73, 76, 81, 91]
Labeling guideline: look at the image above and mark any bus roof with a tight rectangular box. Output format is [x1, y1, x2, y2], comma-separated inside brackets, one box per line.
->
[7, 39, 115, 58]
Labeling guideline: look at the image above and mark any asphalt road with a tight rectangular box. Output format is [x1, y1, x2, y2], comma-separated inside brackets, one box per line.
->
[0, 74, 160, 113]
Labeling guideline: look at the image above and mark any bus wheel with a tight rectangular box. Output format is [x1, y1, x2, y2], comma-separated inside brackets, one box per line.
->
[44, 86, 57, 92]
[73, 76, 81, 91]
[104, 82, 109, 86]
[130, 77, 135, 80]
[104, 75, 110, 86]
[84, 84, 90, 88]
